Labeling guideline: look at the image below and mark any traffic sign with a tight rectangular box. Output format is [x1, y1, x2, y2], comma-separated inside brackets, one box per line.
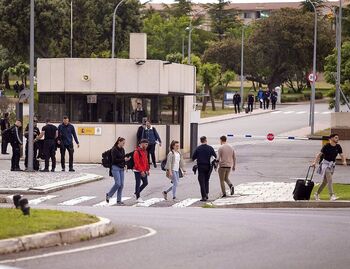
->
[267, 133, 275, 141]
[307, 73, 318, 83]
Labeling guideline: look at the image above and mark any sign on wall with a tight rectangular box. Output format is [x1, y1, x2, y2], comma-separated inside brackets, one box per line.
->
[78, 127, 102, 136]
[87, 95, 97, 104]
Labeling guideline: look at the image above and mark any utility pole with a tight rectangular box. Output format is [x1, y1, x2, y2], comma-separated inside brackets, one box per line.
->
[335, 0, 342, 112]
[240, 26, 244, 109]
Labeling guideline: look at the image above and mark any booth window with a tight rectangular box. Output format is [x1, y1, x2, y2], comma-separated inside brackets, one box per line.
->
[38, 94, 66, 122]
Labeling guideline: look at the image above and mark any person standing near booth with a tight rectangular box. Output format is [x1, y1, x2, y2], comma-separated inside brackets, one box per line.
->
[271, 89, 278, 110]
[9, 120, 23, 171]
[1, 112, 10, 154]
[142, 120, 162, 168]
[232, 92, 241, 114]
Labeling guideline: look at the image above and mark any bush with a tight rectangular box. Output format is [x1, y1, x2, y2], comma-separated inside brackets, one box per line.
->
[303, 92, 323, 100]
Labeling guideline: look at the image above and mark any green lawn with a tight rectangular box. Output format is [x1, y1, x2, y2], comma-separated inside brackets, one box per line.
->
[201, 108, 235, 118]
[0, 208, 99, 240]
[314, 128, 331, 136]
[311, 183, 350, 201]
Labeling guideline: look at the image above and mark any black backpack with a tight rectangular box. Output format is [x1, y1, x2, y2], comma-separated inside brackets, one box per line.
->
[161, 158, 167, 171]
[101, 149, 112, 168]
[126, 150, 141, 170]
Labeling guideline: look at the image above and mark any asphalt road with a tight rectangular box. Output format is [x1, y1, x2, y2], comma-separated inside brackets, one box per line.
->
[1, 206, 350, 269]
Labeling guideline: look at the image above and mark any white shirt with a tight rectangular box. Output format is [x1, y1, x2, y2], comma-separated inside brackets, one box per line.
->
[173, 151, 181, 171]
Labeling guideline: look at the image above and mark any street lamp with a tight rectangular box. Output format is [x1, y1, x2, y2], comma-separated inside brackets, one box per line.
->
[111, 0, 126, 59]
[71, 0, 73, 58]
[307, 0, 317, 135]
[240, 25, 245, 110]
[27, 0, 35, 171]
[186, 23, 194, 65]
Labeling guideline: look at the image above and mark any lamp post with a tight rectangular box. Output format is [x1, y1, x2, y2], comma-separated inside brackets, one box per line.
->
[335, 0, 342, 112]
[27, 0, 35, 171]
[240, 26, 245, 109]
[70, 0, 73, 58]
[111, 0, 126, 59]
[307, 0, 317, 135]
[187, 22, 194, 65]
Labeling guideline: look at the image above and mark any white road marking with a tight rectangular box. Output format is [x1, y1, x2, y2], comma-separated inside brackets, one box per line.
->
[321, 111, 332, 114]
[271, 111, 282, 114]
[0, 226, 157, 264]
[172, 198, 200, 208]
[133, 198, 165, 207]
[314, 111, 319, 114]
[296, 111, 307, 114]
[29, 195, 58, 205]
[58, 196, 96, 206]
[283, 111, 295, 114]
[93, 197, 131, 207]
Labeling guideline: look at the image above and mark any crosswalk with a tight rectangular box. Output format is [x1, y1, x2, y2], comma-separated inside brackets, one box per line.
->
[272, 110, 331, 115]
[6, 195, 205, 208]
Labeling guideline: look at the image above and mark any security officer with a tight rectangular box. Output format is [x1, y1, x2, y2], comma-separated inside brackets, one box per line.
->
[9, 120, 23, 171]
[35, 119, 58, 172]
[1, 112, 10, 154]
[24, 118, 40, 169]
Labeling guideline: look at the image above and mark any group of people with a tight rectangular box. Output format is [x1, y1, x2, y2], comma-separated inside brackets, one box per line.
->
[232, 87, 278, 114]
[105, 133, 237, 205]
[0, 113, 80, 172]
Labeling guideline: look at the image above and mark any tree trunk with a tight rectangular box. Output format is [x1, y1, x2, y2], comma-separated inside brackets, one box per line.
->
[4, 73, 10, 89]
[209, 86, 216, 111]
[202, 84, 210, 111]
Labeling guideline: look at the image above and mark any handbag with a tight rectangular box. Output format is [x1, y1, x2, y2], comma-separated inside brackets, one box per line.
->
[179, 168, 184, 178]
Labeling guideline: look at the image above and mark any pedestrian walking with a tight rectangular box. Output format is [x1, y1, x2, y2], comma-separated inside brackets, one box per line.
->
[8, 120, 23, 171]
[247, 92, 254, 113]
[1, 112, 11, 154]
[35, 119, 58, 172]
[132, 101, 147, 123]
[162, 140, 186, 201]
[133, 139, 150, 202]
[312, 134, 347, 201]
[13, 81, 20, 98]
[105, 137, 131, 206]
[192, 136, 217, 201]
[257, 88, 264, 109]
[58, 116, 79, 172]
[217, 136, 236, 198]
[24, 118, 40, 169]
[142, 120, 162, 168]
[232, 92, 241, 114]
[264, 89, 271, 109]
[271, 89, 278, 110]
[136, 120, 146, 145]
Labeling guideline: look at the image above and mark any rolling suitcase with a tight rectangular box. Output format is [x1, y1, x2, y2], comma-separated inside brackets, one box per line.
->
[293, 166, 315, 201]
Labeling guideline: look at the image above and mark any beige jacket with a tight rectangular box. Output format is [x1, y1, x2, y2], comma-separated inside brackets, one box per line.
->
[165, 150, 185, 171]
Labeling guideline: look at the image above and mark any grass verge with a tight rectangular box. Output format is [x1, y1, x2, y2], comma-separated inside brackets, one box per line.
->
[314, 128, 331, 136]
[0, 208, 99, 240]
[201, 108, 235, 118]
[311, 183, 350, 201]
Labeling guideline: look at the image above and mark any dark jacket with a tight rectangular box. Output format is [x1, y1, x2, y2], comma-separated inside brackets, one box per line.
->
[10, 125, 23, 145]
[58, 123, 79, 146]
[192, 144, 217, 165]
[111, 146, 126, 168]
[0, 117, 10, 132]
[24, 124, 40, 140]
[233, 93, 241, 104]
[133, 109, 147, 123]
[143, 127, 161, 145]
[137, 125, 145, 144]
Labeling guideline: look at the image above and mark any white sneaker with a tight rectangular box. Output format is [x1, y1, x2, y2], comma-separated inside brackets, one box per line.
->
[330, 194, 338, 201]
[137, 197, 144, 203]
[314, 193, 320, 201]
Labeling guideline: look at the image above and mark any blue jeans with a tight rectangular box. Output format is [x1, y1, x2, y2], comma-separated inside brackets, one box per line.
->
[107, 165, 125, 202]
[165, 170, 180, 198]
[134, 172, 148, 199]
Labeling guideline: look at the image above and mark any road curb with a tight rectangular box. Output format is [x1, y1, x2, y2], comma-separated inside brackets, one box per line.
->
[199, 110, 273, 125]
[212, 201, 350, 209]
[0, 216, 115, 255]
[0, 173, 104, 195]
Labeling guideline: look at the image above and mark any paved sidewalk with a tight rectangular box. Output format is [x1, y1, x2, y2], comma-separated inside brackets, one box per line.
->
[200, 108, 273, 125]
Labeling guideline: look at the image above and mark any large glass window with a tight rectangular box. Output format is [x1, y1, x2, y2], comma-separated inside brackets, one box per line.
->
[38, 94, 66, 122]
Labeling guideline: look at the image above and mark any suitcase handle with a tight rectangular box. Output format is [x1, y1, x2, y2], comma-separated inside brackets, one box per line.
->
[305, 166, 315, 181]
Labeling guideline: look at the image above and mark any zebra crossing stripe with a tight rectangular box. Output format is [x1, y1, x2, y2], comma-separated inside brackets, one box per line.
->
[133, 198, 165, 207]
[296, 111, 307, 114]
[93, 197, 131, 207]
[29, 195, 57, 205]
[172, 198, 200, 208]
[314, 111, 319, 114]
[271, 111, 282, 114]
[321, 111, 332, 114]
[283, 111, 295, 114]
[58, 196, 96, 206]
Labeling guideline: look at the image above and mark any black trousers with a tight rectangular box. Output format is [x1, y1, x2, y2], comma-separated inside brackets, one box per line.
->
[265, 99, 270, 109]
[271, 101, 276, 110]
[263, 99, 267, 109]
[43, 139, 56, 170]
[134, 172, 148, 199]
[234, 103, 240, 114]
[259, 100, 263, 109]
[60, 144, 74, 169]
[11, 143, 21, 170]
[198, 164, 212, 199]
[1, 136, 9, 154]
[147, 143, 156, 165]
[25, 141, 39, 168]
[248, 103, 253, 112]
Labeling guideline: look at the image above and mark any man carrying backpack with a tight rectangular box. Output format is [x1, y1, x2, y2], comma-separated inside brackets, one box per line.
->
[133, 139, 150, 202]
[8, 120, 23, 171]
[1, 112, 10, 154]
[142, 120, 162, 168]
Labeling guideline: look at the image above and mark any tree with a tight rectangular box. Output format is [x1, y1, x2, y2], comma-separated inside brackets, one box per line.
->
[183, 54, 202, 74]
[203, 8, 334, 90]
[300, 0, 325, 13]
[206, 0, 239, 40]
[324, 41, 350, 108]
[199, 63, 221, 111]
[0, 46, 11, 85]
[166, 52, 183, 63]
[8, 62, 30, 86]
[221, 70, 235, 87]
[165, 0, 192, 18]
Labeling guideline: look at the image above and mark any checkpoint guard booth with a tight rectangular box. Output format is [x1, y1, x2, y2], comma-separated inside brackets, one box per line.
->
[36, 33, 196, 163]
